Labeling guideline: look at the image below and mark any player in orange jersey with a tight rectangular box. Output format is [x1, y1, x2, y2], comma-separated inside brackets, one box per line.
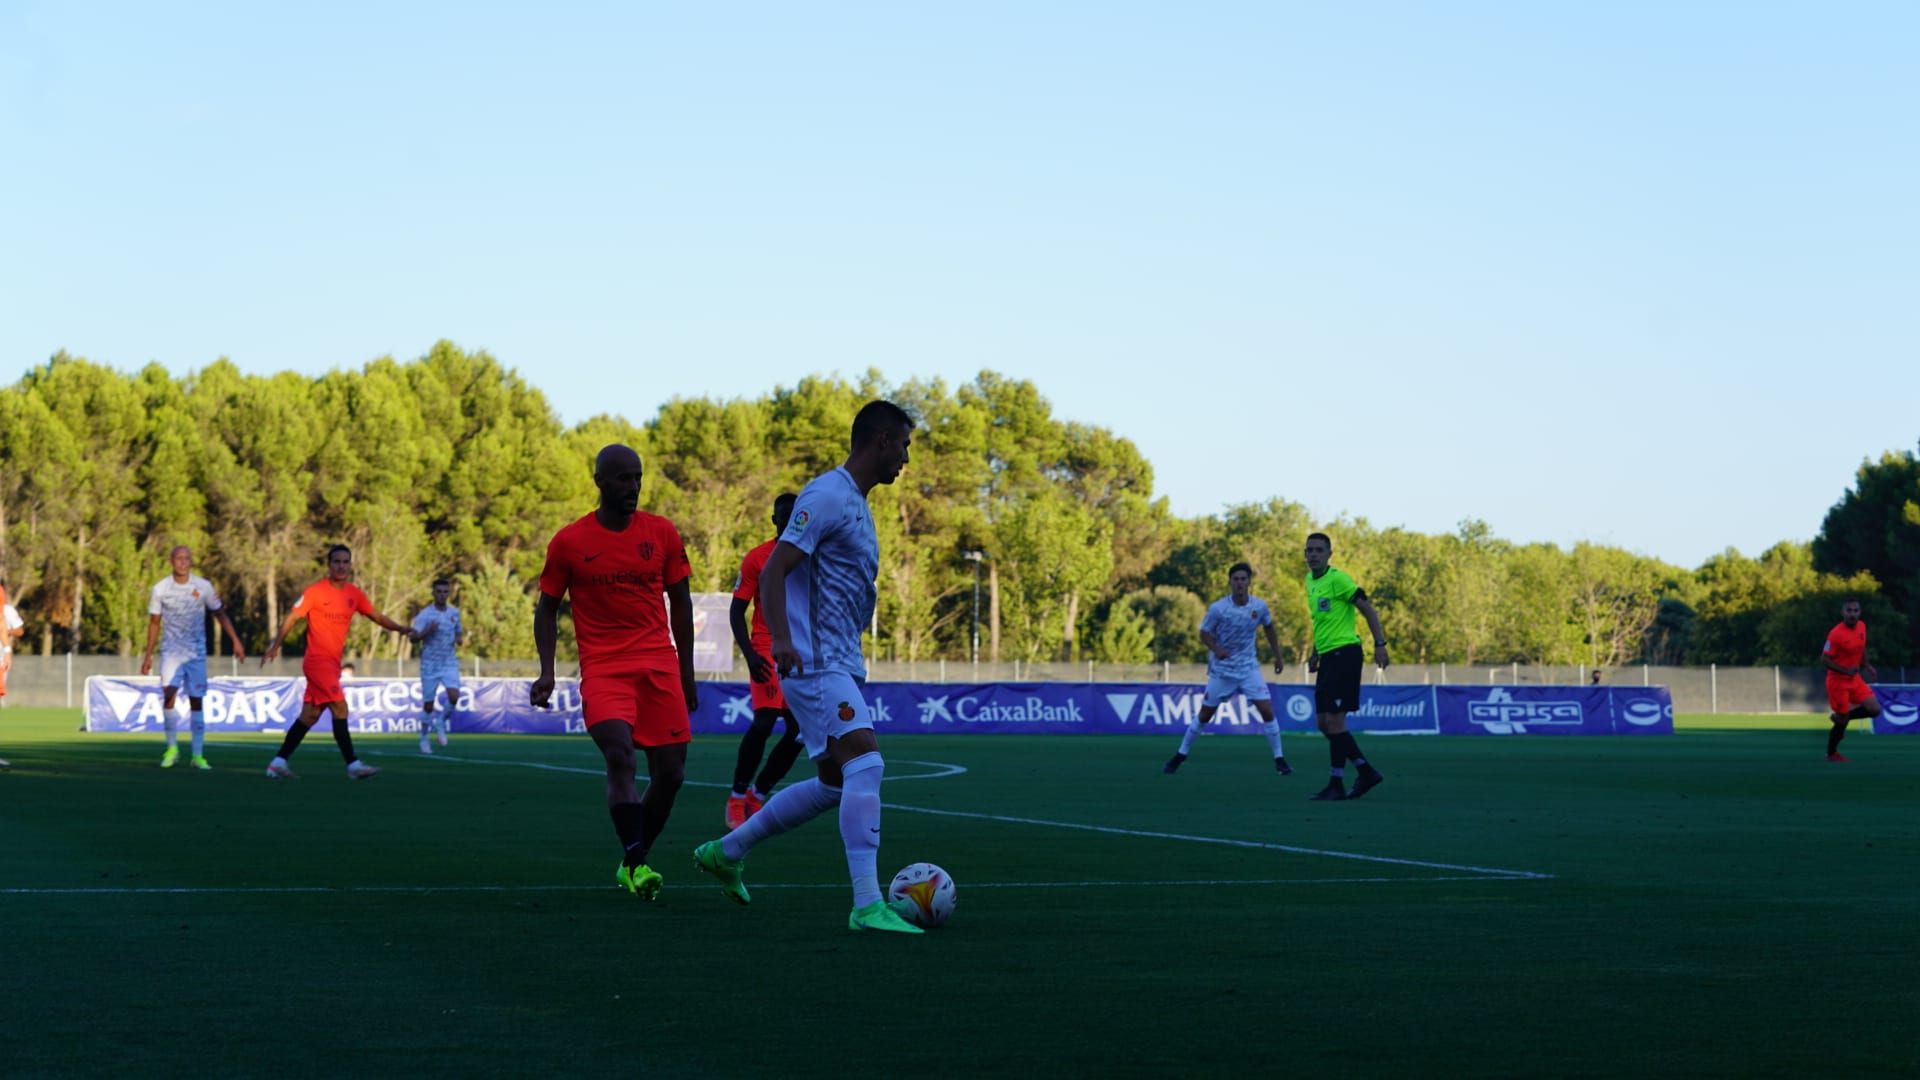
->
[724, 492, 805, 828]
[531, 444, 699, 901]
[1821, 598, 1880, 762]
[260, 545, 415, 779]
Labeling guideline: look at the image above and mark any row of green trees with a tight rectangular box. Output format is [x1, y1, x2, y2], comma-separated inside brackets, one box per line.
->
[2, 344, 1913, 665]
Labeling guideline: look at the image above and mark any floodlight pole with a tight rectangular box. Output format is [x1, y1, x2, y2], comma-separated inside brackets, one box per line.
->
[963, 550, 986, 665]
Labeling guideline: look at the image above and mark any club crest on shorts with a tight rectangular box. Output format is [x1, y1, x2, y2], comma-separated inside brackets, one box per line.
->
[838, 701, 856, 722]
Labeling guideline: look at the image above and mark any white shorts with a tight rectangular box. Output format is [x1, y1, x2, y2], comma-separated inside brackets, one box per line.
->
[1203, 668, 1271, 708]
[160, 655, 208, 698]
[421, 668, 462, 705]
[782, 671, 876, 760]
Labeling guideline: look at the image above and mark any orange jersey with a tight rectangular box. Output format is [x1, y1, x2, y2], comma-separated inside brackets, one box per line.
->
[732, 538, 778, 653]
[291, 580, 376, 662]
[1824, 620, 1866, 673]
[539, 511, 691, 676]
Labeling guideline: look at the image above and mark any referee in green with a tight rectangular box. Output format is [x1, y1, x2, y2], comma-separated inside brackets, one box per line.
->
[1303, 532, 1389, 800]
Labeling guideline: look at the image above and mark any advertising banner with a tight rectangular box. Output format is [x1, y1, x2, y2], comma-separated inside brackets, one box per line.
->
[1871, 685, 1920, 734]
[86, 676, 1672, 737]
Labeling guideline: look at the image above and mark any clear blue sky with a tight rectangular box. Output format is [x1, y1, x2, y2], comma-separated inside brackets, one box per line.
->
[4, 2, 1915, 569]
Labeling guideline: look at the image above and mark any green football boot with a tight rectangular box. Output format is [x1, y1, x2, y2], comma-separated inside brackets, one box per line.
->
[615, 862, 663, 901]
[190, 755, 212, 771]
[159, 746, 180, 769]
[692, 840, 750, 906]
[848, 898, 924, 934]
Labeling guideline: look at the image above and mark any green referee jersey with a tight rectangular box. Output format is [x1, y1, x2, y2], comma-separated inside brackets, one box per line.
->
[1304, 566, 1363, 653]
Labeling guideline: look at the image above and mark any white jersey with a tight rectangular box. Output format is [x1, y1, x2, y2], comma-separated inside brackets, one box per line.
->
[2, 603, 21, 657]
[412, 604, 463, 671]
[779, 467, 879, 679]
[148, 575, 222, 660]
[1201, 595, 1272, 678]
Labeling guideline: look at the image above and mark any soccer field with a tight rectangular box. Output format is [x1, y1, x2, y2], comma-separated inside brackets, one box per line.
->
[3, 708, 1915, 1077]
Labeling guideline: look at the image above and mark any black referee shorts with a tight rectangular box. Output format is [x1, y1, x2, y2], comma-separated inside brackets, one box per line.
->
[1314, 643, 1365, 715]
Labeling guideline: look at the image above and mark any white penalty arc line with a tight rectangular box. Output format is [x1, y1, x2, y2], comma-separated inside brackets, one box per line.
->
[0, 875, 1535, 897]
[378, 752, 1552, 882]
[880, 803, 1554, 880]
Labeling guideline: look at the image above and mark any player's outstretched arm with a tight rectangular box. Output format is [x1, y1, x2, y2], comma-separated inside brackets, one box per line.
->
[1355, 596, 1390, 669]
[261, 610, 307, 664]
[728, 596, 772, 683]
[758, 542, 806, 677]
[139, 614, 162, 676]
[214, 609, 247, 662]
[530, 592, 561, 708]
[668, 579, 698, 711]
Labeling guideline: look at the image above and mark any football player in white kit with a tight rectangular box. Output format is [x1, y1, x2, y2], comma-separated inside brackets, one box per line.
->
[410, 577, 465, 754]
[1163, 561, 1289, 775]
[140, 546, 246, 769]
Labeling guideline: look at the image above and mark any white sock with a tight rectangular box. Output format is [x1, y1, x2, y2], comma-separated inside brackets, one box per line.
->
[1262, 719, 1282, 758]
[270, 755, 287, 768]
[1177, 719, 1202, 756]
[839, 752, 885, 908]
[420, 711, 433, 737]
[164, 713, 178, 748]
[722, 776, 840, 861]
[190, 711, 205, 756]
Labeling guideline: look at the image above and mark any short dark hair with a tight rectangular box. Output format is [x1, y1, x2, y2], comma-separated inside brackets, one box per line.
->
[1228, 561, 1253, 578]
[432, 577, 451, 588]
[327, 544, 352, 560]
[773, 492, 798, 514]
[1306, 532, 1332, 549]
[851, 400, 914, 449]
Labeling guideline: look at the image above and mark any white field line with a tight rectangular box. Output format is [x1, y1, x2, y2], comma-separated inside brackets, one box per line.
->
[396, 749, 1555, 882]
[0, 875, 1527, 897]
[883, 804, 1553, 880]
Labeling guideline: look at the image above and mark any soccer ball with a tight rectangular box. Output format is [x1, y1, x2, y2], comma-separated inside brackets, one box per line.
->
[888, 862, 957, 929]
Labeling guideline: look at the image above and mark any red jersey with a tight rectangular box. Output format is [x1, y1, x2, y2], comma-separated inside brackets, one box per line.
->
[539, 510, 691, 676]
[732, 539, 777, 652]
[291, 580, 376, 661]
[1824, 620, 1866, 673]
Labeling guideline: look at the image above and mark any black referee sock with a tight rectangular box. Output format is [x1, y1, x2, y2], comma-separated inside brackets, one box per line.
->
[1340, 732, 1370, 770]
[611, 802, 648, 867]
[1827, 723, 1845, 755]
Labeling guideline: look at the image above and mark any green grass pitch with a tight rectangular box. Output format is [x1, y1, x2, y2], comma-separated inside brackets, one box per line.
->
[2, 708, 1915, 1077]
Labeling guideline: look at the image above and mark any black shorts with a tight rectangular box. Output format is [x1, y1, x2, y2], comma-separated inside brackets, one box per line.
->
[1313, 643, 1364, 715]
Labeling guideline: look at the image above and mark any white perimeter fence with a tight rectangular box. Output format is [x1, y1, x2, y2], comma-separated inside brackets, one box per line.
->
[4, 654, 1905, 716]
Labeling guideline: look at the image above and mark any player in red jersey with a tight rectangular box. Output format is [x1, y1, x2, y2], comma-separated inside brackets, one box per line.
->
[724, 492, 805, 828]
[1821, 598, 1880, 762]
[260, 544, 415, 779]
[531, 444, 698, 901]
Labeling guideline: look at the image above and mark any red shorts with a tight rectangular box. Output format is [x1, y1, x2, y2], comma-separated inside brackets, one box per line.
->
[749, 670, 787, 711]
[582, 666, 691, 747]
[1826, 675, 1876, 715]
[303, 657, 345, 706]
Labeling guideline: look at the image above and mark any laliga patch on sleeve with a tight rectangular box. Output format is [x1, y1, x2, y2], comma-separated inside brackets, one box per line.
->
[789, 509, 811, 534]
